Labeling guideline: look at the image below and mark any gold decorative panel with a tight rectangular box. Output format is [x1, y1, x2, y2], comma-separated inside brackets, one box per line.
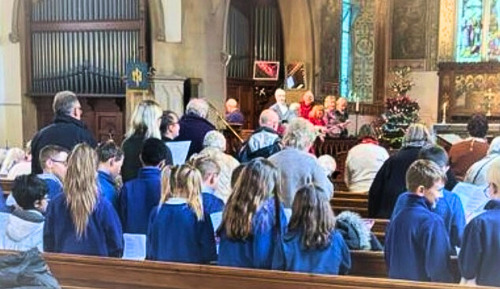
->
[438, 0, 456, 62]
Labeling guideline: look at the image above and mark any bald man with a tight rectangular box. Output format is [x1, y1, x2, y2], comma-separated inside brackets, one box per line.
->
[270, 88, 294, 124]
[225, 98, 244, 125]
[238, 109, 282, 162]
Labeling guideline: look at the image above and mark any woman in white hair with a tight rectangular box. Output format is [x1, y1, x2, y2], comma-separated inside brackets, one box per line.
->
[199, 131, 239, 202]
[464, 136, 500, 186]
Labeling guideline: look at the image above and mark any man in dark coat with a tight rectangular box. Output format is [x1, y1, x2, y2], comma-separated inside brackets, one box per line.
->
[176, 98, 216, 159]
[31, 91, 97, 174]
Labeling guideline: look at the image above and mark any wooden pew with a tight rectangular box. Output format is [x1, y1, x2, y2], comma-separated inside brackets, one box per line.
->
[0, 178, 13, 195]
[331, 192, 369, 217]
[0, 250, 483, 289]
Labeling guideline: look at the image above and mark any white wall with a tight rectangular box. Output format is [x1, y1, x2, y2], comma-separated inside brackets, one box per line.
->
[0, 0, 23, 148]
[410, 71, 439, 127]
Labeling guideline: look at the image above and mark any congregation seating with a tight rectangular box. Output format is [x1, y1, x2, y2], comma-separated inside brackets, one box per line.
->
[331, 191, 369, 217]
[0, 250, 477, 289]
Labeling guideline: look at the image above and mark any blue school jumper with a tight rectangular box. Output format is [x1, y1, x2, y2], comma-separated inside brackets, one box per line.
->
[37, 173, 63, 200]
[459, 200, 500, 287]
[119, 167, 161, 234]
[147, 198, 217, 263]
[385, 193, 453, 282]
[97, 170, 118, 211]
[43, 193, 123, 257]
[272, 229, 351, 274]
[201, 186, 224, 215]
[218, 198, 287, 269]
[393, 189, 465, 252]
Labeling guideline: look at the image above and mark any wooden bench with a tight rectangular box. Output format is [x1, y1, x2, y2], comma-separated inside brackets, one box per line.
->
[0, 250, 484, 289]
[0, 178, 13, 195]
[331, 194, 369, 217]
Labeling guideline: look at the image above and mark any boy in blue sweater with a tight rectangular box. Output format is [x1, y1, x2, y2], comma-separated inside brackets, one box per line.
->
[96, 141, 124, 212]
[37, 145, 68, 199]
[190, 154, 224, 215]
[385, 159, 453, 283]
[119, 138, 168, 234]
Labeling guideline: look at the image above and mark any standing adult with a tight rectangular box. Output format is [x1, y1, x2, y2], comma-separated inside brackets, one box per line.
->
[225, 98, 244, 125]
[176, 98, 216, 159]
[298, 90, 315, 119]
[31, 91, 97, 174]
[160, 110, 180, 142]
[449, 113, 489, 181]
[121, 99, 168, 183]
[270, 89, 293, 125]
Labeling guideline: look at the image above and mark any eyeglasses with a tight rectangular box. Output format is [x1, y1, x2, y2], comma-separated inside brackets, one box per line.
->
[50, 158, 67, 166]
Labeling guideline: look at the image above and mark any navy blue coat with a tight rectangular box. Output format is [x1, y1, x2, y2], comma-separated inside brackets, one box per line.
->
[385, 193, 453, 282]
[176, 114, 215, 159]
[43, 193, 123, 257]
[218, 198, 287, 269]
[272, 230, 351, 275]
[97, 170, 118, 212]
[37, 173, 64, 200]
[119, 167, 162, 234]
[393, 189, 465, 252]
[31, 114, 97, 174]
[202, 192, 224, 215]
[459, 200, 500, 286]
[147, 200, 217, 263]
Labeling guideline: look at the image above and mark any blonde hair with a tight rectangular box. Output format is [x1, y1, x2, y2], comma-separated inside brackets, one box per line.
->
[126, 99, 162, 139]
[323, 95, 336, 108]
[406, 159, 445, 193]
[402, 123, 432, 148]
[283, 118, 318, 150]
[487, 158, 500, 190]
[219, 158, 281, 239]
[0, 148, 26, 175]
[64, 144, 99, 238]
[309, 104, 325, 119]
[190, 154, 221, 181]
[169, 164, 204, 220]
[159, 166, 172, 204]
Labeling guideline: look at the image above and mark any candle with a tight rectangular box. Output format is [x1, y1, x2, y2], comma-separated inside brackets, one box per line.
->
[355, 94, 360, 113]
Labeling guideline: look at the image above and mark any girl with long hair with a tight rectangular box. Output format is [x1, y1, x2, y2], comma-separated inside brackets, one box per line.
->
[147, 164, 216, 263]
[43, 144, 123, 257]
[217, 158, 287, 269]
[272, 184, 351, 274]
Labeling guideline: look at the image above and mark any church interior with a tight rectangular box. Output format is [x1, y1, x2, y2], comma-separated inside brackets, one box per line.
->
[2, 0, 500, 288]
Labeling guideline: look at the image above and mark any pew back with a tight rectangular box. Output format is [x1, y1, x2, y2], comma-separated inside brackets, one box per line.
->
[0, 178, 13, 195]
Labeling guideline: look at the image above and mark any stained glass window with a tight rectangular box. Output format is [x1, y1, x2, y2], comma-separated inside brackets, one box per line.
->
[340, 0, 352, 97]
[488, 0, 500, 58]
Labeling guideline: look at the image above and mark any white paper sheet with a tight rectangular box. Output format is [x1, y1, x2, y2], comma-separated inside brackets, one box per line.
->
[122, 233, 146, 260]
[165, 141, 191, 165]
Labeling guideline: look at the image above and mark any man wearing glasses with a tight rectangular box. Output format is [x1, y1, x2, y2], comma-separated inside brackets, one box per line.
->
[30, 91, 97, 174]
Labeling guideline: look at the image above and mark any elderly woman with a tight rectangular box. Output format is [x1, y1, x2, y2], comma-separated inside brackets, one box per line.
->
[176, 98, 216, 159]
[368, 123, 433, 219]
[345, 124, 389, 193]
[268, 118, 333, 207]
[199, 131, 240, 203]
[464, 136, 500, 186]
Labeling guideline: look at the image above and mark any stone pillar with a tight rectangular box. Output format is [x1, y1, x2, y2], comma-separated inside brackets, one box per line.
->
[151, 75, 187, 117]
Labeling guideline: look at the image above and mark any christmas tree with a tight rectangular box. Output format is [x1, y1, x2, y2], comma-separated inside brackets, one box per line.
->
[379, 66, 420, 148]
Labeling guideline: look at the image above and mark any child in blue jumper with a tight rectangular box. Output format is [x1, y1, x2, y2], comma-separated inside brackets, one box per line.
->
[43, 144, 123, 257]
[37, 145, 69, 199]
[190, 154, 224, 215]
[272, 184, 351, 274]
[459, 158, 500, 287]
[217, 158, 287, 269]
[147, 164, 216, 263]
[96, 141, 124, 212]
[119, 138, 168, 234]
[385, 159, 453, 283]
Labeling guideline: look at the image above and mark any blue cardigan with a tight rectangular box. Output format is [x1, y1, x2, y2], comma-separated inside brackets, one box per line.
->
[201, 187, 224, 215]
[218, 198, 287, 269]
[147, 199, 217, 263]
[37, 173, 64, 200]
[43, 193, 123, 257]
[97, 170, 118, 211]
[119, 167, 161, 234]
[385, 193, 453, 282]
[272, 229, 351, 275]
[393, 189, 465, 252]
[459, 200, 500, 287]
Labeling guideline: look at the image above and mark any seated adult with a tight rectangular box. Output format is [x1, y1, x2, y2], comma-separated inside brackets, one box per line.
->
[0, 148, 27, 177]
[199, 131, 239, 203]
[160, 110, 180, 142]
[270, 88, 294, 125]
[238, 109, 282, 162]
[385, 160, 453, 282]
[345, 124, 389, 193]
[176, 98, 216, 159]
[298, 90, 314, 119]
[323, 95, 343, 138]
[225, 98, 244, 125]
[317, 154, 337, 179]
[121, 99, 164, 182]
[460, 158, 500, 286]
[368, 123, 432, 218]
[269, 117, 333, 208]
[449, 113, 489, 181]
[5, 142, 32, 179]
[464, 136, 500, 186]
[31, 91, 97, 174]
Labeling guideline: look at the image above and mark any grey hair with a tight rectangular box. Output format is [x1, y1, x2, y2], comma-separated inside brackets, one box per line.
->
[402, 123, 433, 148]
[488, 137, 500, 155]
[283, 118, 318, 150]
[52, 91, 78, 115]
[186, 98, 209, 118]
[203, 130, 226, 151]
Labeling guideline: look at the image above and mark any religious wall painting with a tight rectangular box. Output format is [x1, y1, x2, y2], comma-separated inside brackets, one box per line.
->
[391, 0, 427, 60]
[453, 72, 500, 113]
